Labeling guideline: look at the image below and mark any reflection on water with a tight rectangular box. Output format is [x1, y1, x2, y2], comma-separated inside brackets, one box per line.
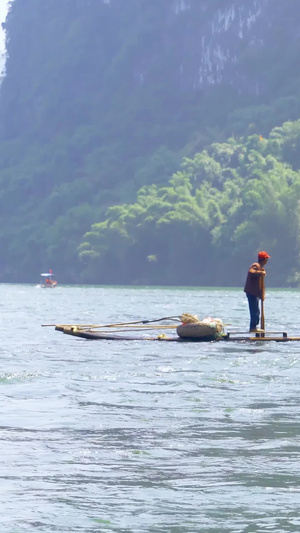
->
[0, 284, 300, 532]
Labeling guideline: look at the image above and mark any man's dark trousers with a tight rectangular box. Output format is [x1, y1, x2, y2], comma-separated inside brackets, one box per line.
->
[246, 293, 260, 331]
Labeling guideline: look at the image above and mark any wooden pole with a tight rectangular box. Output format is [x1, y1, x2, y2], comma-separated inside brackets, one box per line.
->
[260, 273, 265, 333]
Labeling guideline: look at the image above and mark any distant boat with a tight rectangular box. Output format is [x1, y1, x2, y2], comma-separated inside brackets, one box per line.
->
[39, 270, 57, 288]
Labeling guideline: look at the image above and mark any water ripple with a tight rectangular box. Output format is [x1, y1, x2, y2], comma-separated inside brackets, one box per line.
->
[1, 285, 300, 531]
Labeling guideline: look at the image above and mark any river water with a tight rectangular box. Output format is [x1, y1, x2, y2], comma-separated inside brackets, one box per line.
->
[1, 284, 300, 532]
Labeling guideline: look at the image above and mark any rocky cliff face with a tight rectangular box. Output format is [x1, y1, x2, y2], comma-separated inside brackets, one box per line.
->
[131, 0, 300, 96]
[0, 0, 299, 167]
[1, 0, 300, 140]
[127, 0, 300, 96]
[174, 0, 265, 90]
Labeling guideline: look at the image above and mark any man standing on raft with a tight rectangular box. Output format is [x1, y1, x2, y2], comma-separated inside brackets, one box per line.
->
[244, 250, 271, 333]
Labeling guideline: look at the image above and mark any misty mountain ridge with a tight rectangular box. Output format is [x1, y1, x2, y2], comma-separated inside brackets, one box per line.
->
[0, 0, 299, 283]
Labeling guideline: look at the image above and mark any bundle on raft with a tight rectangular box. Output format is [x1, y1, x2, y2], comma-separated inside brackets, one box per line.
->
[177, 314, 224, 340]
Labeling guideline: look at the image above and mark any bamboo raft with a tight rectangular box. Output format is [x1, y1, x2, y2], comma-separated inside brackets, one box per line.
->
[43, 313, 300, 342]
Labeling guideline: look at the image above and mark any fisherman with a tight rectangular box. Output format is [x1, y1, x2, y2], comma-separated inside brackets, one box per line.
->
[244, 250, 270, 332]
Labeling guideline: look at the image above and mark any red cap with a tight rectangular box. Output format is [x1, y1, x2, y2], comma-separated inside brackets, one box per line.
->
[258, 250, 271, 259]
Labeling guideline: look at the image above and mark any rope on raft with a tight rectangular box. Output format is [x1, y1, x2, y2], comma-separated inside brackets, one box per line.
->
[65, 314, 199, 330]
[86, 324, 178, 331]
[77, 324, 179, 333]
[46, 313, 225, 333]
[42, 315, 182, 329]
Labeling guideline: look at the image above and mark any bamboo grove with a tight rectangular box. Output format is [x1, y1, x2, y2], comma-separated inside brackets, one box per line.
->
[78, 122, 300, 286]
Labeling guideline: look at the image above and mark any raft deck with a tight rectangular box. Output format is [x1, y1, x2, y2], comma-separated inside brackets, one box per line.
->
[55, 325, 299, 342]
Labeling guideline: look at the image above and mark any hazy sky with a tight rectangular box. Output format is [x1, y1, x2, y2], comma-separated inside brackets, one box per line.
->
[0, 0, 9, 55]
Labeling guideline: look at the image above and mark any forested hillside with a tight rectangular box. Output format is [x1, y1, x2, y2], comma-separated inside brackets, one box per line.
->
[0, 0, 300, 284]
